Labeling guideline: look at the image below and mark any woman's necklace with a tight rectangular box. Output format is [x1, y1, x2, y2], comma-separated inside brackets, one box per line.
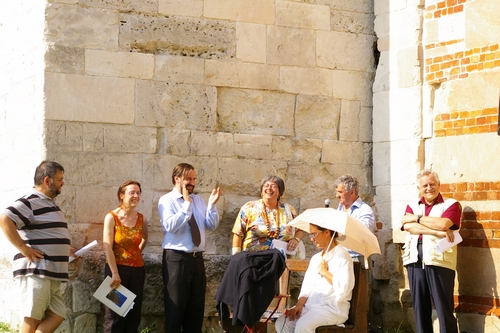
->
[262, 202, 280, 239]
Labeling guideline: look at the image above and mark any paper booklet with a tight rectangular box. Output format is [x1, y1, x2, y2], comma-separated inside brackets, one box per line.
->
[69, 240, 98, 262]
[437, 230, 463, 253]
[271, 239, 298, 256]
[93, 276, 136, 317]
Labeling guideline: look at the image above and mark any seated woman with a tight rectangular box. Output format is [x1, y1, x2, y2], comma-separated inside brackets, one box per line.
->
[231, 175, 304, 256]
[275, 223, 354, 333]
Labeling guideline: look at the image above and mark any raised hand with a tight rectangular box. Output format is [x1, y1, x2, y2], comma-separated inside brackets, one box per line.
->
[208, 187, 221, 205]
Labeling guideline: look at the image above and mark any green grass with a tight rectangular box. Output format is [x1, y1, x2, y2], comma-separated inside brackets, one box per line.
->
[0, 322, 18, 333]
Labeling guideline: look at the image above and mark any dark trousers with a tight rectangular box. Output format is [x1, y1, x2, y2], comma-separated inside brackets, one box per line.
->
[162, 250, 206, 333]
[104, 264, 146, 333]
[406, 243, 458, 333]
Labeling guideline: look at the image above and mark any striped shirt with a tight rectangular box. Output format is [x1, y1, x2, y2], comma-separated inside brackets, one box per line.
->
[2, 189, 71, 281]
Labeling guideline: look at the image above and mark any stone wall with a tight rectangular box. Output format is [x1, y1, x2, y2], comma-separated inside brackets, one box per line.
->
[0, 0, 377, 332]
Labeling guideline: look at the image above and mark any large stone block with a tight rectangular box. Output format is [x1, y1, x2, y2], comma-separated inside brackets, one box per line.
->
[81, 123, 157, 153]
[397, 46, 421, 89]
[236, 22, 266, 63]
[154, 55, 204, 84]
[295, 95, 341, 140]
[46, 4, 118, 49]
[339, 99, 361, 141]
[267, 26, 316, 67]
[466, 0, 500, 47]
[118, 13, 235, 59]
[372, 87, 421, 142]
[317, 30, 375, 71]
[45, 45, 84, 74]
[80, 0, 158, 12]
[332, 70, 373, 107]
[45, 121, 84, 152]
[434, 71, 500, 113]
[165, 129, 191, 156]
[204, 0, 275, 24]
[284, 162, 339, 207]
[159, 0, 203, 17]
[204, 60, 279, 90]
[135, 80, 218, 129]
[191, 131, 234, 157]
[216, 88, 296, 135]
[372, 139, 421, 185]
[271, 136, 323, 164]
[233, 133, 273, 160]
[55, 152, 144, 187]
[216, 157, 288, 196]
[322, 140, 367, 165]
[280, 66, 333, 96]
[275, 1, 330, 30]
[433, 135, 500, 183]
[45, 73, 135, 124]
[318, 0, 373, 13]
[331, 10, 375, 35]
[85, 49, 154, 79]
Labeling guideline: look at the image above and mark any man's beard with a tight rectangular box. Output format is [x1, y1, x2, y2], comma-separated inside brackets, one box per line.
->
[186, 185, 195, 194]
[48, 180, 61, 197]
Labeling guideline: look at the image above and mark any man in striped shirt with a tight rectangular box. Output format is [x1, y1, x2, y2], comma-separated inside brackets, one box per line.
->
[0, 161, 74, 333]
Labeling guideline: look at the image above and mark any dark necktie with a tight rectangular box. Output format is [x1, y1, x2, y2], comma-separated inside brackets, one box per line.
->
[189, 213, 201, 247]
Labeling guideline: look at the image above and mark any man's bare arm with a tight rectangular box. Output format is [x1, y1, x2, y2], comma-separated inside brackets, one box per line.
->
[0, 214, 44, 262]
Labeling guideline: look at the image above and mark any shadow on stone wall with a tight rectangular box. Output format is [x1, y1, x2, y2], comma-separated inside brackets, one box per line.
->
[455, 206, 497, 333]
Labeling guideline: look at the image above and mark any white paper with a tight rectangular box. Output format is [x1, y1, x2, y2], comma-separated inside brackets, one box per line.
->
[93, 276, 137, 317]
[69, 240, 98, 262]
[271, 239, 297, 256]
[437, 231, 462, 253]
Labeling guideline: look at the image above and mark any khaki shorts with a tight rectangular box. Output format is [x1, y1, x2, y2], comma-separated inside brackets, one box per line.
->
[18, 276, 66, 320]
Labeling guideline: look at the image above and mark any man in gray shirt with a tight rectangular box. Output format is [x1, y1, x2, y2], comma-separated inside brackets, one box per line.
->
[0, 161, 75, 333]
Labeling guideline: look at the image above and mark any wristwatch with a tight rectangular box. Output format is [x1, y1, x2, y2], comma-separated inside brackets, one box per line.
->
[417, 215, 422, 223]
[294, 237, 302, 242]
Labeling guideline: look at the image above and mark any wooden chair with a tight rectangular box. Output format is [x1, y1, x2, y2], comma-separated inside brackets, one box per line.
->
[285, 259, 368, 333]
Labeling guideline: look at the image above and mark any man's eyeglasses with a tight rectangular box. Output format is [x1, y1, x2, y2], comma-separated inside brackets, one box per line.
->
[125, 191, 141, 196]
[263, 183, 278, 189]
[309, 231, 323, 239]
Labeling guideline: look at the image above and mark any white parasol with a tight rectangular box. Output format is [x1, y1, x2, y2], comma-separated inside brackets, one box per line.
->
[288, 208, 381, 268]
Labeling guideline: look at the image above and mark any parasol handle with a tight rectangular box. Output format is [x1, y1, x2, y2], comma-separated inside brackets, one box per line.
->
[322, 231, 337, 259]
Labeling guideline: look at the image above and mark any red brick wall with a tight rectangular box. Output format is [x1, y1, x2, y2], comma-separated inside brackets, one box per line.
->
[441, 183, 500, 315]
[434, 108, 498, 137]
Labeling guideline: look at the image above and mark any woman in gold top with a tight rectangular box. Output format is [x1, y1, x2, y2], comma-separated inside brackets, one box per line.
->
[103, 180, 148, 333]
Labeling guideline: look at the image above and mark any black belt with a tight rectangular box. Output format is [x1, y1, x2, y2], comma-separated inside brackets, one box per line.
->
[164, 249, 203, 258]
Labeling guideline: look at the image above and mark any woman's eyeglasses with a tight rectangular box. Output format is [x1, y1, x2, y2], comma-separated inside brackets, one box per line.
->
[309, 231, 323, 239]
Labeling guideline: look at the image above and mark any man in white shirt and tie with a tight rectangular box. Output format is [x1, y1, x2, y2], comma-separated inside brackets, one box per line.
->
[158, 163, 221, 333]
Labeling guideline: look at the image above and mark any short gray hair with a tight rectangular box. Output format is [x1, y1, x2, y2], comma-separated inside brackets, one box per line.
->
[334, 174, 359, 195]
[416, 169, 440, 184]
[260, 175, 285, 200]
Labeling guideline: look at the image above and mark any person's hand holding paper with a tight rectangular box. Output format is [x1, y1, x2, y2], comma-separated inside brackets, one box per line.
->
[437, 230, 462, 253]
